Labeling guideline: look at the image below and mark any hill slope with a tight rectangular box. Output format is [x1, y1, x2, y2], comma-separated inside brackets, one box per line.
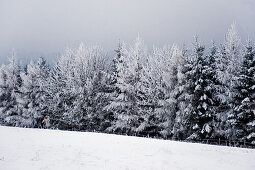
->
[0, 126, 255, 170]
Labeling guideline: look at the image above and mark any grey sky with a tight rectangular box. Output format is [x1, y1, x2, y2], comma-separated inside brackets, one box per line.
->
[0, 0, 255, 64]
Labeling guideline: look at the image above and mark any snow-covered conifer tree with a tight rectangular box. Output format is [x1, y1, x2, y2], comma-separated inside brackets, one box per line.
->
[106, 42, 129, 132]
[214, 23, 242, 139]
[109, 37, 155, 136]
[229, 40, 255, 142]
[183, 38, 205, 140]
[47, 44, 109, 130]
[172, 45, 189, 140]
[45, 47, 76, 129]
[186, 38, 218, 140]
[20, 57, 50, 128]
[152, 45, 183, 138]
[0, 51, 23, 126]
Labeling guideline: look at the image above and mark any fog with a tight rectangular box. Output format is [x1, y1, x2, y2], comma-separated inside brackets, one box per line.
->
[0, 0, 255, 64]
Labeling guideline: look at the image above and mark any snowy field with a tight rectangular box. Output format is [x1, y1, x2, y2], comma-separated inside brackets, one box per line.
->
[0, 126, 255, 170]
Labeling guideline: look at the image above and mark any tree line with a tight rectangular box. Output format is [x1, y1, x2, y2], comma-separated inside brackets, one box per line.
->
[0, 24, 254, 145]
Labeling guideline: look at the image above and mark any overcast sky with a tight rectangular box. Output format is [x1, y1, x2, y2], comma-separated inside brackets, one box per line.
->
[0, 0, 255, 64]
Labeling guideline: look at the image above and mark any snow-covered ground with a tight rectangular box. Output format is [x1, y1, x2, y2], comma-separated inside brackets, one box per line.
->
[0, 126, 255, 170]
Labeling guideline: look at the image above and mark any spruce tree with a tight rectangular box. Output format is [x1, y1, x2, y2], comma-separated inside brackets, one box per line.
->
[172, 45, 189, 140]
[185, 38, 207, 140]
[0, 52, 22, 126]
[152, 45, 184, 138]
[214, 23, 242, 140]
[20, 57, 50, 128]
[229, 40, 255, 142]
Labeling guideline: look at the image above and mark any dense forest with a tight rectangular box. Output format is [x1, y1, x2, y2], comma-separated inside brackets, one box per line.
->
[0, 24, 254, 146]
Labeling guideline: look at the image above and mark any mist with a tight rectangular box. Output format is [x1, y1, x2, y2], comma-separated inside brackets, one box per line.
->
[0, 0, 255, 64]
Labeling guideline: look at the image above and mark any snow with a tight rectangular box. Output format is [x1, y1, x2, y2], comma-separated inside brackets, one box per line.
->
[248, 120, 255, 127]
[247, 132, 255, 139]
[0, 126, 255, 170]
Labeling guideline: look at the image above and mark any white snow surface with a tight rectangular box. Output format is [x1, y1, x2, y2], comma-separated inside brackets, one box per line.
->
[0, 126, 255, 170]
